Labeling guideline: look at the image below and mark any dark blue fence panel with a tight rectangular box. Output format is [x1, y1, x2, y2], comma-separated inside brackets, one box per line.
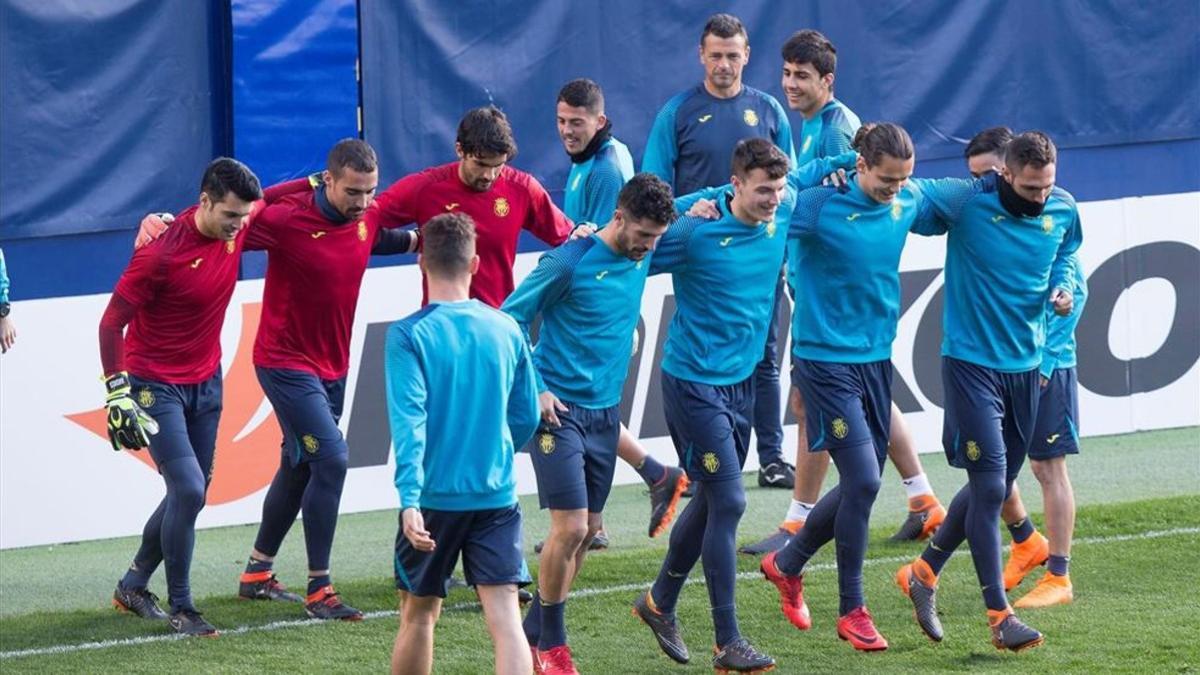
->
[231, 0, 361, 279]
[359, 0, 1200, 202]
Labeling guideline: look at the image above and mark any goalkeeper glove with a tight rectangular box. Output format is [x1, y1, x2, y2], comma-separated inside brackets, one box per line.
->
[104, 372, 159, 451]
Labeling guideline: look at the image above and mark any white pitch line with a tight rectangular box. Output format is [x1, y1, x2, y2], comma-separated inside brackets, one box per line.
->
[2, 525, 1196, 661]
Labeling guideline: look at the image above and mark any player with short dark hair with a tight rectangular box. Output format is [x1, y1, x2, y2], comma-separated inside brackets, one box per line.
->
[232, 138, 420, 621]
[781, 30, 859, 164]
[105, 158, 262, 637]
[134, 140, 418, 620]
[503, 174, 675, 674]
[553, 79, 688, 547]
[644, 12, 798, 495]
[896, 130, 1081, 652]
[965, 126, 1014, 177]
[740, 38, 947, 554]
[961, 125, 1087, 608]
[387, 211, 540, 675]
[633, 138, 793, 673]
[368, 105, 577, 308]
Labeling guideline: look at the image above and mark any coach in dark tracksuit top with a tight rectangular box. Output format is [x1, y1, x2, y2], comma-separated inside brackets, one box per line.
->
[643, 13, 797, 490]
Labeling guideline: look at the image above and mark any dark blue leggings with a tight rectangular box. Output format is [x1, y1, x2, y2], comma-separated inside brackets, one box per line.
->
[650, 478, 747, 646]
[252, 453, 348, 571]
[775, 441, 882, 614]
[921, 471, 1011, 611]
[128, 457, 207, 612]
[752, 272, 786, 465]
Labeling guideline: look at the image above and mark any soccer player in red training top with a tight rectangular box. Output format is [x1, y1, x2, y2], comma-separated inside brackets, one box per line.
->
[104, 158, 263, 637]
[367, 105, 577, 308]
[235, 139, 419, 621]
[136, 141, 419, 620]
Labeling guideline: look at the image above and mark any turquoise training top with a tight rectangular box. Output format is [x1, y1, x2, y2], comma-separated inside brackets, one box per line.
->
[796, 98, 861, 166]
[650, 187, 797, 385]
[385, 300, 540, 511]
[563, 137, 635, 226]
[786, 176, 953, 363]
[1041, 261, 1088, 377]
[502, 235, 649, 409]
[909, 173, 1083, 372]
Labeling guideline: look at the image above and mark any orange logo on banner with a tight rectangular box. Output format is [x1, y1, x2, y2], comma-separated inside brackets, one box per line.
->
[66, 303, 282, 505]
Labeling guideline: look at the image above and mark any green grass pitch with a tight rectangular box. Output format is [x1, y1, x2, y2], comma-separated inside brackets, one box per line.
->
[1, 427, 1197, 673]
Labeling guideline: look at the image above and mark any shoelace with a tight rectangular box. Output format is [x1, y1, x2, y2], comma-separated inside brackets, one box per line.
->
[543, 647, 572, 670]
[724, 638, 764, 659]
[132, 588, 162, 605]
[847, 610, 876, 636]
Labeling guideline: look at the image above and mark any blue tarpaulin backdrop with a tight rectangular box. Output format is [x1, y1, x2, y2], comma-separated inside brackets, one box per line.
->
[3, 0, 1198, 299]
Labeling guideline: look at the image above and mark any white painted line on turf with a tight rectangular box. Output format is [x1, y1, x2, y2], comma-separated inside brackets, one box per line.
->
[2, 525, 1196, 661]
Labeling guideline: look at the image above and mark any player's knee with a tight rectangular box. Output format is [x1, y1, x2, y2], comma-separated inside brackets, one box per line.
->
[402, 604, 440, 627]
[707, 481, 747, 518]
[971, 474, 1007, 507]
[843, 470, 882, 506]
[174, 480, 207, 515]
[1030, 457, 1066, 485]
[311, 452, 349, 486]
[549, 513, 589, 550]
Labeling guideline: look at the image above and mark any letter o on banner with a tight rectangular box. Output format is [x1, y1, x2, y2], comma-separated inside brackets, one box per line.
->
[1077, 242, 1200, 396]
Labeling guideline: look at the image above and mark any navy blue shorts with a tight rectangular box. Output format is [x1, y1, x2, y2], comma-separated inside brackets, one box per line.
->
[1029, 367, 1080, 460]
[662, 372, 753, 483]
[255, 367, 348, 466]
[530, 402, 620, 513]
[790, 358, 892, 467]
[394, 504, 530, 597]
[941, 357, 1039, 481]
[129, 371, 222, 479]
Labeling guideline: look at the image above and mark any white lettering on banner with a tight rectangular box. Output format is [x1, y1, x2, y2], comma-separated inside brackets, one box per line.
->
[0, 192, 1197, 548]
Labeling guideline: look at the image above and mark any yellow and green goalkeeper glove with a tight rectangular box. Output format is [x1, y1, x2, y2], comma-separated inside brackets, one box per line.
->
[104, 372, 159, 451]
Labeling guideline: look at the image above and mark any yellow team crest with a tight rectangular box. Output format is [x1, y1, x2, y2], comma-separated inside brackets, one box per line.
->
[831, 418, 849, 440]
[1041, 215, 1054, 233]
[357, 221, 368, 241]
[965, 440, 981, 461]
[137, 388, 155, 408]
[225, 240, 236, 254]
[494, 197, 511, 217]
[891, 201, 904, 221]
[538, 433, 555, 454]
[302, 434, 320, 454]
[701, 452, 721, 474]
[766, 221, 777, 238]
[743, 109, 759, 126]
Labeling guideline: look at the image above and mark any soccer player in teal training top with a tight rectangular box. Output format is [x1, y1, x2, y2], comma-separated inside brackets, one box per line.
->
[386, 212, 540, 675]
[553, 79, 689, 544]
[741, 31, 946, 558]
[0, 247, 14, 353]
[644, 14, 798, 492]
[964, 126, 1088, 608]
[503, 174, 675, 675]
[632, 138, 793, 673]
[755, 123, 963, 652]
[895, 131, 1081, 652]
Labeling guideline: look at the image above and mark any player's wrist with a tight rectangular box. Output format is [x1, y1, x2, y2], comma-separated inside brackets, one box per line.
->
[103, 371, 132, 399]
